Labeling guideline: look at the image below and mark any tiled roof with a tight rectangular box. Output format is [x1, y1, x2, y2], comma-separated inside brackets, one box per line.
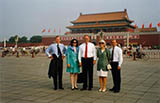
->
[67, 23, 134, 29]
[71, 9, 133, 23]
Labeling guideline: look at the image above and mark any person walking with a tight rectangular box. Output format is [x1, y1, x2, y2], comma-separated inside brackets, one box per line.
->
[45, 36, 66, 90]
[66, 39, 80, 90]
[97, 40, 110, 92]
[78, 35, 96, 91]
[109, 39, 123, 93]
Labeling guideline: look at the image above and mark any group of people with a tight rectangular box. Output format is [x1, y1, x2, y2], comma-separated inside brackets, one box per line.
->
[1, 46, 45, 58]
[45, 35, 123, 93]
[123, 44, 144, 60]
[2, 47, 19, 57]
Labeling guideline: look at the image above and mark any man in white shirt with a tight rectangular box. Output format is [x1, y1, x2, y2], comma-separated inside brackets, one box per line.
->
[78, 35, 96, 91]
[109, 39, 123, 93]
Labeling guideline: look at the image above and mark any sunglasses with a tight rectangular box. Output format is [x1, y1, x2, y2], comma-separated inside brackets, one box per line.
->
[99, 42, 104, 44]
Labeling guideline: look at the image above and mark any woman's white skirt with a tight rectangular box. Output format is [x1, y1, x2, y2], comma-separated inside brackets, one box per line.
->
[97, 69, 108, 77]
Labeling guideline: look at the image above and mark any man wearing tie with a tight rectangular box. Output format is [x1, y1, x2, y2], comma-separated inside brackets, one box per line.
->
[78, 35, 96, 91]
[46, 36, 66, 90]
[109, 39, 123, 93]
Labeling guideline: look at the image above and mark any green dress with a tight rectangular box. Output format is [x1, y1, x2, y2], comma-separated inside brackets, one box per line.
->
[66, 46, 80, 73]
[97, 48, 110, 71]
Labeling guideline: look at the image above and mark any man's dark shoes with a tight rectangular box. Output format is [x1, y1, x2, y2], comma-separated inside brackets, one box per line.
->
[80, 88, 87, 91]
[59, 87, 64, 90]
[114, 90, 120, 93]
[88, 88, 92, 91]
[109, 88, 115, 92]
[53, 88, 57, 90]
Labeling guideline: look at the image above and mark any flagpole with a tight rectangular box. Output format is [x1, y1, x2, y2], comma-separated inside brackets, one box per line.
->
[127, 32, 129, 48]
[15, 35, 19, 48]
[4, 38, 6, 48]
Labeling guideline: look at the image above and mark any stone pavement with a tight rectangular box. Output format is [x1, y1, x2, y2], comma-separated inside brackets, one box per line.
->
[0, 57, 160, 103]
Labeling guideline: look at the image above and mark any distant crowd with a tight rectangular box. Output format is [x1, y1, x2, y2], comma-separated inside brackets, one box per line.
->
[1, 46, 46, 58]
[1, 42, 145, 60]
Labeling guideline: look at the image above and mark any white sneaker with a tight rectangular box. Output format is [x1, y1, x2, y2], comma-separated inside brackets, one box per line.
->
[102, 88, 107, 92]
[99, 88, 102, 92]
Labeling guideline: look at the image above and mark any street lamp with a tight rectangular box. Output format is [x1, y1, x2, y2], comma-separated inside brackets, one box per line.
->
[3, 38, 6, 48]
[15, 35, 19, 48]
[126, 32, 130, 48]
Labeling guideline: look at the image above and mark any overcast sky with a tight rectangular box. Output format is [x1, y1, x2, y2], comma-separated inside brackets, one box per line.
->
[0, 0, 160, 41]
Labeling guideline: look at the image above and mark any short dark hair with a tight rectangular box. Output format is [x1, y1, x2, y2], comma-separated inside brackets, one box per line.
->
[56, 36, 60, 39]
[111, 39, 117, 42]
[70, 39, 79, 47]
[84, 34, 89, 37]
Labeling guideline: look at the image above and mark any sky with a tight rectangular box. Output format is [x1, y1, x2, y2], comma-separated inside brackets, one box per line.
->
[0, 0, 160, 41]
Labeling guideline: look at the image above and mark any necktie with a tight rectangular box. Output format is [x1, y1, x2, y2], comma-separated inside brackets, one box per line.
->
[111, 47, 114, 62]
[57, 44, 62, 57]
[85, 43, 88, 58]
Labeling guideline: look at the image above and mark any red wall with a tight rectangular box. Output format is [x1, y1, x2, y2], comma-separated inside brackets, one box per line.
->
[1, 33, 160, 47]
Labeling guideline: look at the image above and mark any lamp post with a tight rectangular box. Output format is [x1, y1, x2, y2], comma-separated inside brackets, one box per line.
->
[3, 38, 6, 48]
[126, 32, 130, 48]
[15, 35, 19, 48]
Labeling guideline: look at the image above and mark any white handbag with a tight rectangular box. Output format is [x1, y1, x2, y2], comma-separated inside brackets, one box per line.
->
[107, 64, 112, 70]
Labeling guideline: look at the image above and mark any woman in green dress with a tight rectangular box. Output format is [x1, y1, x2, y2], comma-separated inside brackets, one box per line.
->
[66, 39, 80, 90]
[97, 40, 110, 92]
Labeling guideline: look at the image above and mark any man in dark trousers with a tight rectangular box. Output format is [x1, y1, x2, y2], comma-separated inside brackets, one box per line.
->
[46, 36, 66, 90]
[110, 39, 123, 93]
[78, 35, 96, 91]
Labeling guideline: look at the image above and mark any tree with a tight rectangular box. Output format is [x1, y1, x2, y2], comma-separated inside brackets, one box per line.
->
[30, 35, 42, 43]
[19, 36, 28, 43]
[8, 35, 29, 43]
[8, 35, 17, 43]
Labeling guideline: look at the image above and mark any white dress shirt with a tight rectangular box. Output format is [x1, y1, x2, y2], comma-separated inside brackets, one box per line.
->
[78, 42, 96, 62]
[110, 46, 123, 67]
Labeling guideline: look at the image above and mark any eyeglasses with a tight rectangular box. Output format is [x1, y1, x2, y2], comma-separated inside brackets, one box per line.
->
[73, 42, 77, 43]
[99, 42, 104, 44]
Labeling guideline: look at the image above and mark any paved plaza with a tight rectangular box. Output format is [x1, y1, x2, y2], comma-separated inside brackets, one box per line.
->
[0, 56, 160, 103]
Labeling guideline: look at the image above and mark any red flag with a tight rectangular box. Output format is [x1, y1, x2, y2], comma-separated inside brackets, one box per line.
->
[42, 29, 46, 33]
[134, 24, 138, 28]
[48, 29, 50, 33]
[142, 24, 144, 29]
[54, 28, 56, 33]
[157, 22, 160, 27]
[149, 23, 152, 28]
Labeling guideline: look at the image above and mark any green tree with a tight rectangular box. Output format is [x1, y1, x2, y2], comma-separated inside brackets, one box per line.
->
[8, 35, 29, 43]
[19, 36, 28, 43]
[8, 35, 17, 43]
[30, 35, 42, 43]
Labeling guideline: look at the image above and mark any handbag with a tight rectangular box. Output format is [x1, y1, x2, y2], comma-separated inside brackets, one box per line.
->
[107, 64, 112, 70]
